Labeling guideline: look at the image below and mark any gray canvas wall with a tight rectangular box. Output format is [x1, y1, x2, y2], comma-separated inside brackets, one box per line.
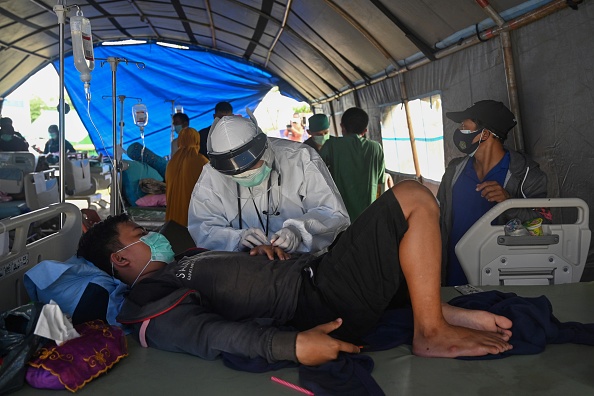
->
[322, 3, 594, 280]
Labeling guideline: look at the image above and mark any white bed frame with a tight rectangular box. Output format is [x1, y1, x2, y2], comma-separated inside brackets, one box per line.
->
[456, 198, 591, 286]
[0, 203, 81, 313]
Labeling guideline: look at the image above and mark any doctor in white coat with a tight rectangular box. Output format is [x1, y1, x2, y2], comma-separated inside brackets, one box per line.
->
[187, 114, 350, 254]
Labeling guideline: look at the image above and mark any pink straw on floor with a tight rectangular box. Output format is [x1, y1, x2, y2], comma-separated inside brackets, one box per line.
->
[270, 376, 314, 395]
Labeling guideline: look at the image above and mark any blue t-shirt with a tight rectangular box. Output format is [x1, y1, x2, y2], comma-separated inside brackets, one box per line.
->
[447, 152, 510, 285]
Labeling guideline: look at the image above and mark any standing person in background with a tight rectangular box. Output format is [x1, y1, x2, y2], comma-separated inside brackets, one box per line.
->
[197, 102, 233, 156]
[0, 117, 29, 152]
[303, 114, 333, 153]
[170, 113, 190, 158]
[319, 107, 385, 221]
[165, 127, 209, 227]
[284, 114, 304, 142]
[438, 100, 549, 286]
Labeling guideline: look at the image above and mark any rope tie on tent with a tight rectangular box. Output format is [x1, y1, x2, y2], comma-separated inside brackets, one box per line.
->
[476, 24, 488, 42]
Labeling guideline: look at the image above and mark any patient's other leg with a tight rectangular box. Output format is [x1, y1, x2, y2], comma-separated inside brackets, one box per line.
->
[392, 180, 512, 357]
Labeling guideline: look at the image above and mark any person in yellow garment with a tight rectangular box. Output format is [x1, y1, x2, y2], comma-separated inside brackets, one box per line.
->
[165, 127, 209, 226]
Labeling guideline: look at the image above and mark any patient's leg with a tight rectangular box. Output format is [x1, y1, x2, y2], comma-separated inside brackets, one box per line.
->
[391, 181, 513, 358]
[442, 303, 512, 337]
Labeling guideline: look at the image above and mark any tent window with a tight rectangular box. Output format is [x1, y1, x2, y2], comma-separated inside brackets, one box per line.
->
[380, 94, 444, 182]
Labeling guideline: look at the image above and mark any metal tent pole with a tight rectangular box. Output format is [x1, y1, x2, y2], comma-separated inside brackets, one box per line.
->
[476, 0, 525, 152]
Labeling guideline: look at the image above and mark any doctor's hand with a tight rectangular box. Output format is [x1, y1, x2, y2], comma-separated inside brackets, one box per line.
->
[476, 181, 511, 203]
[270, 226, 301, 253]
[295, 319, 361, 366]
[240, 228, 269, 249]
[249, 245, 290, 260]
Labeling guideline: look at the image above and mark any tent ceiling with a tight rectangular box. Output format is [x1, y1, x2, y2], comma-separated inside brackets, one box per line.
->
[0, 0, 555, 103]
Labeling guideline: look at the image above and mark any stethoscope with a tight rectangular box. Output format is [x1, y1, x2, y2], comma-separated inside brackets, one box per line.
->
[236, 166, 282, 236]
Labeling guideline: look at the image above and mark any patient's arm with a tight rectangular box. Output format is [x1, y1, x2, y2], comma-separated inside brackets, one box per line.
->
[142, 302, 299, 363]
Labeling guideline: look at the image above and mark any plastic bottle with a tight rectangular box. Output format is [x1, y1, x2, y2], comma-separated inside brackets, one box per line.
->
[132, 103, 149, 128]
[70, 10, 94, 100]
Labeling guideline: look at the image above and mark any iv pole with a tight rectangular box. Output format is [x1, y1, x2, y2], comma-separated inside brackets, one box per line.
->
[101, 94, 143, 211]
[164, 98, 181, 159]
[53, 1, 67, 206]
[165, 99, 175, 151]
[99, 57, 145, 215]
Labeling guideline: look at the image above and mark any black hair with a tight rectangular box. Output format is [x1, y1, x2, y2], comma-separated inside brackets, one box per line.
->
[214, 101, 233, 115]
[77, 213, 130, 277]
[341, 107, 369, 135]
[172, 113, 190, 125]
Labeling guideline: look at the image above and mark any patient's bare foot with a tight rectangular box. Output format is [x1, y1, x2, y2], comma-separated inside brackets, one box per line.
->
[441, 303, 513, 338]
[412, 322, 513, 358]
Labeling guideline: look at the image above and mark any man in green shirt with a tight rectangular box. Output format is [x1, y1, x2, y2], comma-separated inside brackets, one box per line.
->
[319, 107, 385, 220]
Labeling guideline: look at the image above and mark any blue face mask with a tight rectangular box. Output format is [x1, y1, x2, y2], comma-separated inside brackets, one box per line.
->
[232, 165, 271, 188]
[49, 133, 58, 140]
[174, 125, 183, 134]
[0, 134, 12, 142]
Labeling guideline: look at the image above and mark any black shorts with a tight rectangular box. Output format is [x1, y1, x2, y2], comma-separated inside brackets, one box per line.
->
[290, 190, 409, 342]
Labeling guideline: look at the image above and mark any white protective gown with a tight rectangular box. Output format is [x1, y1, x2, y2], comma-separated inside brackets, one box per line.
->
[187, 138, 350, 253]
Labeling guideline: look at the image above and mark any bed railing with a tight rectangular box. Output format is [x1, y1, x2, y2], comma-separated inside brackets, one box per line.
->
[456, 198, 591, 286]
[0, 203, 81, 312]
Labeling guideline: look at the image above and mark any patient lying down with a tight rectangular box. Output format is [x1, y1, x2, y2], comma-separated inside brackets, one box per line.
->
[77, 181, 512, 366]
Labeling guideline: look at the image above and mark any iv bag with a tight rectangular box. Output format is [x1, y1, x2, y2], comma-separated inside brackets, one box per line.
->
[175, 104, 184, 113]
[132, 103, 149, 128]
[70, 11, 95, 84]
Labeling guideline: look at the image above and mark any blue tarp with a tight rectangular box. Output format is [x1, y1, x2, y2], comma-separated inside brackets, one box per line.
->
[56, 43, 302, 157]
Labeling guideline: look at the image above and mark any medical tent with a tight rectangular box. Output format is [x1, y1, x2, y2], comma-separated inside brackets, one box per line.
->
[0, 0, 593, 279]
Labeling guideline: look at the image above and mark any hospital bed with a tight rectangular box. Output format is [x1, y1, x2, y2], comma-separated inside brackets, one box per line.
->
[1, 204, 593, 395]
[0, 152, 35, 196]
[0, 203, 81, 313]
[457, 198, 591, 286]
[64, 157, 104, 209]
[0, 152, 36, 219]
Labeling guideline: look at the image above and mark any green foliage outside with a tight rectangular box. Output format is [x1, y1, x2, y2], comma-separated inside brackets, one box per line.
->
[292, 104, 310, 114]
[30, 95, 73, 123]
[73, 135, 97, 156]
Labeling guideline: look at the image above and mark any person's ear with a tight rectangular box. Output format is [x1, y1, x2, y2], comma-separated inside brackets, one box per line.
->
[110, 251, 130, 270]
[482, 129, 493, 142]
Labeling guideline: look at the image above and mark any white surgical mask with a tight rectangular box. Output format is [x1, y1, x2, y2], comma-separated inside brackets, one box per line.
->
[312, 134, 330, 146]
